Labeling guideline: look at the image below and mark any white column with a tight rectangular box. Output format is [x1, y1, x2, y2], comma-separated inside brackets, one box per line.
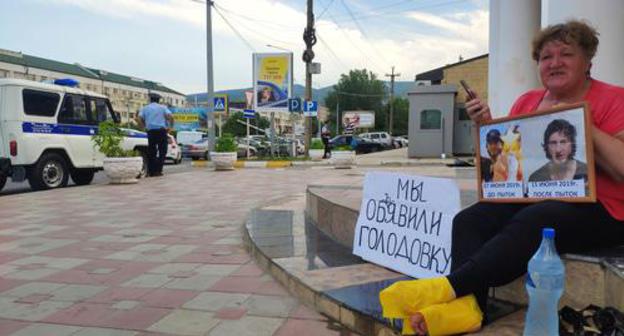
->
[542, 0, 624, 87]
[488, 0, 541, 118]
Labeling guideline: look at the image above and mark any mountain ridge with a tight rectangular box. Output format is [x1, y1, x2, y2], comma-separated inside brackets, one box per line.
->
[187, 81, 416, 106]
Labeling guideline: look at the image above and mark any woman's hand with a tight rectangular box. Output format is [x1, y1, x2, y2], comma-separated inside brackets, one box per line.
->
[409, 313, 428, 335]
[465, 92, 492, 124]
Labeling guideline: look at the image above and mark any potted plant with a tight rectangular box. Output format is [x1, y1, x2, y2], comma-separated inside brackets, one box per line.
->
[92, 120, 143, 184]
[210, 133, 238, 170]
[309, 138, 325, 161]
[331, 144, 356, 169]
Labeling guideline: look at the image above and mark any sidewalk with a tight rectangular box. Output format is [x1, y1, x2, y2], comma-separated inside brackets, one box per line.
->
[0, 150, 468, 336]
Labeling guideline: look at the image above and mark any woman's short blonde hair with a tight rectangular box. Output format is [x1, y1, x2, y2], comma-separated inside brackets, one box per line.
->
[532, 20, 599, 61]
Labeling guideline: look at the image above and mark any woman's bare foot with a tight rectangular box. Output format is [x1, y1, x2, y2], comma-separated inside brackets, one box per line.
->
[409, 313, 428, 335]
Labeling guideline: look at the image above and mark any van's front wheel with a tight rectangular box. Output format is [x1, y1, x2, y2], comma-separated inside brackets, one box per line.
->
[29, 153, 69, 190]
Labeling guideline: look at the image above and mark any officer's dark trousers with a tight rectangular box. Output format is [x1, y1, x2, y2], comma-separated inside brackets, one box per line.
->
[447, 201, 624, 320]
[147, 128, 167, 176]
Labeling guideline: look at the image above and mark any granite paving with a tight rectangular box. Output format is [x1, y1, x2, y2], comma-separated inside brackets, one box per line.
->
[3, 164, 441, 335]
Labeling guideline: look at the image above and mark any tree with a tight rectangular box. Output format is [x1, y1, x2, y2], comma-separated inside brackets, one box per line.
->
[324, 69, 386, 134]
[376, 97, 409, 135]
[221, 111, 270, 137]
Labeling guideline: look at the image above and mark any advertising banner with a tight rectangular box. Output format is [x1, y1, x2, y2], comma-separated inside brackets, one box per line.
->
[171, 107, 208, 131]
[353, 172, 460, 278]
[342, 111, 375, 128]
[253, 53, 293, 113]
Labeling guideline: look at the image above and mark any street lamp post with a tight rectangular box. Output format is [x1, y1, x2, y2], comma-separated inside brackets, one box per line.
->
[206, 0, 216, 152]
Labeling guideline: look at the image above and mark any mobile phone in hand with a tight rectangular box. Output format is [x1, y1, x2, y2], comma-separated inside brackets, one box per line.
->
[459, 80, 476, 100]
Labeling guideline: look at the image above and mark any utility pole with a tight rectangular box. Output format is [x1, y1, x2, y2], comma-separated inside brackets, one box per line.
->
[206, 0, 216, 152]
[385, 66, 400, 135]
[302, 0, 316, 155]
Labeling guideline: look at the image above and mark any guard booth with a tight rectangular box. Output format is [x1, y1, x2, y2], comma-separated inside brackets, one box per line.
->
[407, 84, 457, 158]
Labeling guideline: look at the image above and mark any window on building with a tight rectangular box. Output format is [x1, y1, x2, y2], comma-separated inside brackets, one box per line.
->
[58, 94, 90, 125]
[420, 109, 442, 130]
[22, 89, 60, 117]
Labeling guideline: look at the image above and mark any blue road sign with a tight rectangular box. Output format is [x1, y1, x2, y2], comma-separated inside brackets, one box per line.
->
[288, 98, 301, 112]
[243, 109, 255, 119]
[303, 100, 318, 112]
[214, 97, 226, 111]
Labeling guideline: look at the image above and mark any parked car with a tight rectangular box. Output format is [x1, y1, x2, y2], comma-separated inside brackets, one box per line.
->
[237, 144, 257, 158]
[329, 135, 384, 154]
[393, 136, 409, 148]
[0, 78, 148, 191]
[176, 130, 206, 146]
[182, 138, 209, 160]
[166, 134, 182, 164]
[359, 132, 393, 149]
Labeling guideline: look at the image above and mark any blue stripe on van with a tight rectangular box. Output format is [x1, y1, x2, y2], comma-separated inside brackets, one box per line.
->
[22, 122, 148, 138]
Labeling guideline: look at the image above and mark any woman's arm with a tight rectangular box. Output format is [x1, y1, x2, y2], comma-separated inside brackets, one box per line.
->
[593, 127, 624, 182]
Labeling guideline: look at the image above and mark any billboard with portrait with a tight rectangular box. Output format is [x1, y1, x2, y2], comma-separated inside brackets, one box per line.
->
[253, 53, 293, 113]
[476, 103, 595, 202]
[342, 111, 375, 129]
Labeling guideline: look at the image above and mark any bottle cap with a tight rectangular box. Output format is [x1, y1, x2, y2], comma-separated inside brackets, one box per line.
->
[543, 228, 555, 238]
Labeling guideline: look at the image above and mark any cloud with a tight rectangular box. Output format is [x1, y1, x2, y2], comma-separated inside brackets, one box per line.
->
[44, 0, 489, 92]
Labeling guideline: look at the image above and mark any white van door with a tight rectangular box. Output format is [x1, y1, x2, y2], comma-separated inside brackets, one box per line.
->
[57, 94, 97, 168]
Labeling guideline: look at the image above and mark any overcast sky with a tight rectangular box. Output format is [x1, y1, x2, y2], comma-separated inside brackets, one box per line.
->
[0, 0, 489, 94]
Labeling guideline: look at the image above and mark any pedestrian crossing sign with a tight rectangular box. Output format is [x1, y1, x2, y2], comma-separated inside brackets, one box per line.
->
[213, 95, 228, 112]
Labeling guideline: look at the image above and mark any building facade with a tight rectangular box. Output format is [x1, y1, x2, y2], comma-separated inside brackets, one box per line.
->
[0, 48, 186, 124]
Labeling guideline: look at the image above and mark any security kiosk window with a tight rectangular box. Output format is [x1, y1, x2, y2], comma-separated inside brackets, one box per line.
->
[22, 89, 60, 117]
[420, 109, 442, 130]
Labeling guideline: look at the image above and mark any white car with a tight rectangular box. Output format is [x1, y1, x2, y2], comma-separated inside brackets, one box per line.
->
[166, 134, 182, 164]
[393, 136, 409, 148]
[359, 132, 393, 149]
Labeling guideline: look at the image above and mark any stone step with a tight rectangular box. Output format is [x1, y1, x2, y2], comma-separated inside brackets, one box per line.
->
[306, 185, 624, 311]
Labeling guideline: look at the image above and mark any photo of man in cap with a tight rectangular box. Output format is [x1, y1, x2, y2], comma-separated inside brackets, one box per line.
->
[480, 129, 505, 182]
[138, 92, 174, 177]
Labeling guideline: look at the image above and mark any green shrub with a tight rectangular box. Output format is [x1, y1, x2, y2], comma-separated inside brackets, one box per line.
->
[215, 134, 238, 152]
[310, 138, 324, 150]
[91, 120, 138, 157]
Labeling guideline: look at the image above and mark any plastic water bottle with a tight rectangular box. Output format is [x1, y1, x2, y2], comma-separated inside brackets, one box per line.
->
[523, 228, 565, 336]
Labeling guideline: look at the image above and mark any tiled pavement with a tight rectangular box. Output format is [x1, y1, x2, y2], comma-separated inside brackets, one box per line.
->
[0, 165, 460, 336]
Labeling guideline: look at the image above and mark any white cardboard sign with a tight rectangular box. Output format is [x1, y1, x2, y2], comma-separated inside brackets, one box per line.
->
[352, 172, 460, 278]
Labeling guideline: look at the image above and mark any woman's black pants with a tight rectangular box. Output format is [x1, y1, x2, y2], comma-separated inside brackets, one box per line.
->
[448, 200, 624, 319]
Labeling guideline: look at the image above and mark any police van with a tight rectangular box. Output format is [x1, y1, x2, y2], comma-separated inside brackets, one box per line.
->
[0, 78, 148, 191]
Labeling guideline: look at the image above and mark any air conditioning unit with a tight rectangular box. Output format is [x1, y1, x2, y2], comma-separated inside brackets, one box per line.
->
[415, 80, 432, 86]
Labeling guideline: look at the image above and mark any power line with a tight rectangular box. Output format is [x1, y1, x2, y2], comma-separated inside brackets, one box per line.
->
[317, 34, 350, 70]
[333, 90, 386, 97]
[316, 0, 336, 19]
[215, 4, 299, 29]
[212, 4, 256, 51]
[317, 0, 468, 26]
[340, 0, 390, 69]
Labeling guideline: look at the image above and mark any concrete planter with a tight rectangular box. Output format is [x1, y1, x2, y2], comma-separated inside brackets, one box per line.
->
[331, 151, 356, 169]
[309, 149, 324, 161]
[210, 152, 237, 171]
[103, 157, 143, 184]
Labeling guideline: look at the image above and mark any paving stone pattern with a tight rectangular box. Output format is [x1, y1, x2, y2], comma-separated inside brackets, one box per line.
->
[0, 167, 420, 335]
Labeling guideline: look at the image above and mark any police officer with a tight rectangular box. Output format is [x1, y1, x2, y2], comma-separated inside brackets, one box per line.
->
[138, 93, 174, 177]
